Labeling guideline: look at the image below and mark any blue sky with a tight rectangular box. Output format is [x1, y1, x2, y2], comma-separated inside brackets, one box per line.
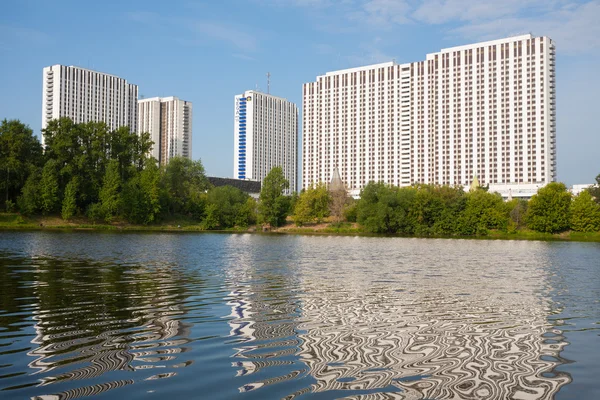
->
[1, 0, 598, 185]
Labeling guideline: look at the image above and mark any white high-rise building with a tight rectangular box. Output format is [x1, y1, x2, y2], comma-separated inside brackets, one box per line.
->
[41, 65, 138, 136]
[303, 34, 556, 198]
[138, 97, 192, 165]
[234, 90, 298, 195]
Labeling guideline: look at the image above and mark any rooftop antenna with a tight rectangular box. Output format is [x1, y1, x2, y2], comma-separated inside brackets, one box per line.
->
[266, 72, 271, 94]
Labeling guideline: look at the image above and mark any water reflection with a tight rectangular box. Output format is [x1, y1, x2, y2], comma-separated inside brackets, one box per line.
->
[288, 238, 571, 399]
[224, 234, 306, 393]
[1, 233, 594, 399]
[0, 245, 193, 399]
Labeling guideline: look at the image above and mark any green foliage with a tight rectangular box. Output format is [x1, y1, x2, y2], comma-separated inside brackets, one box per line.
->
[86, 202, 105, 222]
[587, 174, 600, 204]
[18, 171, 41, 215]
[293, 183, 331, 226]
[61, 177, 79, 220]
[458, 190, 508, 235]
[205, 185, 253, 228]
[526, 182, 571, 233]
[99, 160, 122, 222]
[40, 159, 60, 215]
[163, 157, 210, 215]
[0, 119, 43, 206]
[122, 164, 162, 224]
[238, 197, 258, 227]
[357, 183, 417, 234]
[42, 119, 154, 211]
[343, 199, 358, 223]
[258, 166, 290, 227]
[4, 199, 16, 213]
[570, 191, 600, 232]
[507, 199, 528, 232]
[404, 184, 465, 235]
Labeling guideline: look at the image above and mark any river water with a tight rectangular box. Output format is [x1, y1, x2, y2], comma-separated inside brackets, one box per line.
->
[0, 231, 599, 399]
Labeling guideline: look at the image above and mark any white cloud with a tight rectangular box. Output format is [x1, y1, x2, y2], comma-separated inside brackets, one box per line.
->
[412, 0, 558, 24]
[345, 37, 397, 66]
[348, 0, 412, 27]
[278, 0, 599, 55]
[451, 1, 600, 54]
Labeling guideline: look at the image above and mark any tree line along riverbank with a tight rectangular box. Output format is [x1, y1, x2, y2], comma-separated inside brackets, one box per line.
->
[1, 118, 600, 241]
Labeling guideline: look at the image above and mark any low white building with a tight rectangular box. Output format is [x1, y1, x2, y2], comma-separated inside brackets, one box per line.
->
[570, 184, 594, 197]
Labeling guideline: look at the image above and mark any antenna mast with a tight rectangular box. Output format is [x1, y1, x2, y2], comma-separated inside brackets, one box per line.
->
[266, 72, 271, 94]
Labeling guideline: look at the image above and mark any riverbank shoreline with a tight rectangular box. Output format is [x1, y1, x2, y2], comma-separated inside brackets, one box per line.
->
[1, 213, 599, 242]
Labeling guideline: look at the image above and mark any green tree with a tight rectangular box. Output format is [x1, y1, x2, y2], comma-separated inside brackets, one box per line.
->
[357, 183, 417, 234]
[458, 190, 508, 235]
[43, 118, 153, 213]
[293, 183, 331, 226]
[587, 174, 600, 204]
[258, 166, 290, 227]
[570, 190, 600, 232]
[18, 171, 41, 215]
[408, 184, 465, 235]
[0, 119, 43, 209]
[507, 199, 528, 232]
[98, 160, 123, 222]
[526, 182, 571, 233]
[205, 185, 252, 228]
[61, 177, 79, 220]
[162, 157, 210, 215]
[343, 198, 358, 223]
[237, 197, 257, 227]
[40, 159, 60, 215]
[202, 204, 219, 230]
[121, 163, 162, 224]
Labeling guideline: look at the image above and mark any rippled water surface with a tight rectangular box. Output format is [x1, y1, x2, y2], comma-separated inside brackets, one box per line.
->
[0, 231, 599, 399]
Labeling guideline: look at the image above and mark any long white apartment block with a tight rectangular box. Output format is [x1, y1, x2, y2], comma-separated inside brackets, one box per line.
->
[303, 35, 557, 197]
[42, 65, 138, 137]
[234, 91, 298, 195]
[138, 97, 192, 164]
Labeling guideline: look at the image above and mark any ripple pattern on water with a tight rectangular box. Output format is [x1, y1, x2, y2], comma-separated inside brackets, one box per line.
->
[1, 232, 599, 399]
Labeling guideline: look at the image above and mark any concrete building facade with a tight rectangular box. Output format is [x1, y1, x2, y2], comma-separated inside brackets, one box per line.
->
[234, 90, 298, 195]
[138, 97, 192, 164]
[302, 35, 557, 198]
[42, 65, 138, 137]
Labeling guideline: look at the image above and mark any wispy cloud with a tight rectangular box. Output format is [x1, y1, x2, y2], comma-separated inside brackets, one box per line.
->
[450, 1, 600, 54]
[348, 0, 412, 27]
[345, 37, 397, 66]
[276, 0, 599, 54]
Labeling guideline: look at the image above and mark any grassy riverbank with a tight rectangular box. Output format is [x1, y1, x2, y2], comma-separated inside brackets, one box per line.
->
[1, 213, 599, 242]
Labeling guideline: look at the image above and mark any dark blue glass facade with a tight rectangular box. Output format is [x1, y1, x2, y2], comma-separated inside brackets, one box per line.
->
[237, 98, 247, 179]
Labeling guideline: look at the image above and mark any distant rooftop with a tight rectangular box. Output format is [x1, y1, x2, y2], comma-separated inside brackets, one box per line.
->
[208, 177, 261, 194]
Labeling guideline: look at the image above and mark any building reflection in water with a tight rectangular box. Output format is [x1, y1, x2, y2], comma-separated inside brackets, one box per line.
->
[225, 236, 572, 399]
[20, 235, 194, 400]
[289, 240, 571, 399]
[224, 234, 306, 392]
